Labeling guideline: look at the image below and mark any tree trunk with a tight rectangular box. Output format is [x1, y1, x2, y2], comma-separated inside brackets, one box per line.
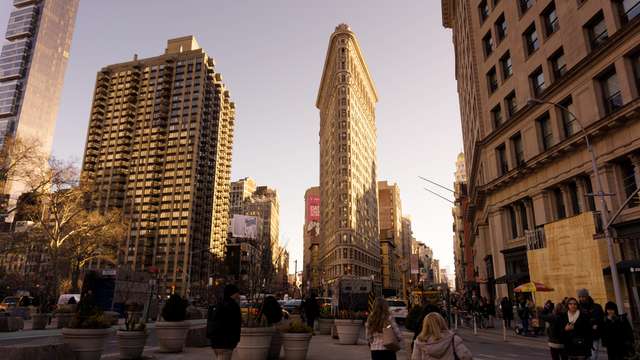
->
[70, 257, 80, 293]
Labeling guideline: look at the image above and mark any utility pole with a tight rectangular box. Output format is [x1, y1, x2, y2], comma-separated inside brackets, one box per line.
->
[294, 259, 298, 289]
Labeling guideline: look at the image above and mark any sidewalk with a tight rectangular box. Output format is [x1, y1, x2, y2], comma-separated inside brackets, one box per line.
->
[101, 334, 399, 360]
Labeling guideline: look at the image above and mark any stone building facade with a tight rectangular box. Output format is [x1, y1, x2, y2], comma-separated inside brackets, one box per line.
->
[81, 36, 235, 295]
[317, 24, 381, 289]
[443, 0, 640, 314]
[378, 181, 403, 296]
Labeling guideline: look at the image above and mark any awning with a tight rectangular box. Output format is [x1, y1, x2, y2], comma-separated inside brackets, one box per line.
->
[602, 260, 640, 275]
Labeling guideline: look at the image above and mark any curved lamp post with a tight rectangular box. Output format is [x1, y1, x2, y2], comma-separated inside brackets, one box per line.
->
[527, 98, 624, 314]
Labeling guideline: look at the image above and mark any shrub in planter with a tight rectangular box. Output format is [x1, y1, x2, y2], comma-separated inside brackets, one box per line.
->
[334, 310, 366, 345]
[117, 307, 148, 360]
[237, 310, 275, 360]
[156, 294, 189, 353]
[281, 321, 313, 360]
[317, 306, 334, 335]
[55, 306, 76, 329]
[62, 293, 113, 360]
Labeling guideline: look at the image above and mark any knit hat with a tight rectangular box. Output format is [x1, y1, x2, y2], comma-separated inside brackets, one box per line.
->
[577, 288, 589, 297]
[605, 301, 618, 313]
[224, 284, 240, 299]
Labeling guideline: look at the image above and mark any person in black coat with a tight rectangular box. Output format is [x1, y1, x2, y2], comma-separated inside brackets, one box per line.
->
[562, 297, 592, 359]
[540, 302, 568, 360]
[261, 295, 283, 325]
[601, 301, 635, 360]
[208, 284, 242, 360]
[303, 295, 320, 328]
[500, 297, 514, 328]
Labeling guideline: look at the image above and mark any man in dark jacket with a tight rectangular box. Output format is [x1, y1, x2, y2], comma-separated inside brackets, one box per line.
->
[208, 284, 241, 360]
[602, 301, 635, 360]
[500, 297, 514, 329]
[303, 295, 319, 329]
[577, 288, 604, 355]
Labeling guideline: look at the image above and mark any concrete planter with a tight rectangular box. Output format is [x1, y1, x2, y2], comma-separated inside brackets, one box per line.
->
[317, 318, 334, 335]
[334, 319, 363, 345]
[156, 321, 189, 353]
[116, 330, 147, 359]
[61, 327, 113, 360]
[31, 313, 50, 330]
[282, 332, 312, 360]
[56, 313, 74, 329]
[237, 326, 275, 360]
[403, 331, 414, 357]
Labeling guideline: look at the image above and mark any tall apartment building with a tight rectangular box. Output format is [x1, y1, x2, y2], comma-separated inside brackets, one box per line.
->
[81, 36, 235, 295]
[243, 186, 280, 277]
[443, 0, 640, 314]
[229, 177, 256, 215]
[303, 186, 321, 294]
[317, 24, 381, 288]
[378, 181, 403, 296]
[452, 153, 473, 292]
[0, 0, 79, 217]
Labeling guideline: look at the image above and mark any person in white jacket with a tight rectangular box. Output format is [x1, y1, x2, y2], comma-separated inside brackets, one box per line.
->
[412, 312, 473, 360]
[366, 297, 403, 360]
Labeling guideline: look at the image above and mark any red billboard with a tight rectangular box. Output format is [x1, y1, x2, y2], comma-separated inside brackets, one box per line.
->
[306, 195, 320, 223]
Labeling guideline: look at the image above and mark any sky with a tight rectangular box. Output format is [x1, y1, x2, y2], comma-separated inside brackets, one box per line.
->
[0, 0, 462, 275]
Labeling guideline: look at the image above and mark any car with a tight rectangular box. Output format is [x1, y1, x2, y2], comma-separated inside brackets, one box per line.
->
[57, 294, 81, 306]
[386, 298, 408, 324]
[0, 296, 19, 311]
[282, 299, 302, 314]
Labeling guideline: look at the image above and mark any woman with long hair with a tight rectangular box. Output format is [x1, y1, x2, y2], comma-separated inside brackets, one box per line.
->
[562, 297, 592, 360]
[412, 312, 472, 360]
[366, 297, 402, 360]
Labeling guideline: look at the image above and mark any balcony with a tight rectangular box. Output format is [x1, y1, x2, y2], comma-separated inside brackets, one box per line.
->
[525, 228, 546, 250]
[13, 0, 39, 7]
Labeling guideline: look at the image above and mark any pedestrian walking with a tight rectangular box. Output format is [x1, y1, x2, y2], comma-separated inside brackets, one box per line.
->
[366, 297, 402, 360]
[601, 301, 635, 360]
[517, 296, 532, 335]
[562, 297, 592, 360]
[207, 284, 242, 360]
[302, 294, 320, 329]
[577, 289, 604, 358]
[412, 312, 473, 360]
[500, 297, 514, 329]
[540, 302, 568, 360]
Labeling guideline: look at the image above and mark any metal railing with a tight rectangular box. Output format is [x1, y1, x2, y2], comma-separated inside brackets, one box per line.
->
[525, 227, 546, 250]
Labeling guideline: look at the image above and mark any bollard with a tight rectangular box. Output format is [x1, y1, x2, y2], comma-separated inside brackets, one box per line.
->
[454, 312, 458, 330]
[473, 315, 477, 335]
[502, 320, 507, 342]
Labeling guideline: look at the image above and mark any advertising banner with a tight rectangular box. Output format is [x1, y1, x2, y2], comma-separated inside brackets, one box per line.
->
[231, 215, 258, 239]
[306, 195, 320, 223]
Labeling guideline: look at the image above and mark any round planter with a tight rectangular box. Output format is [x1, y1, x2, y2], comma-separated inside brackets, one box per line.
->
[56, 313, 75, 329]
[402, 331, 414, 357]
[334, 319, 363, 345]
[117, 330, 148, 359]
[156, 321, 189, 353]
[32, 313, 50, 330]
[282, 332, 312, 360]
[61, 327, 113, 360]
[236, 326, 275, 360]
[317, 318, 333, 335]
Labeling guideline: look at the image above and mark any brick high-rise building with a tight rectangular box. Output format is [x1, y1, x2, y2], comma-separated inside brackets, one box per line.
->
[0, 0, 79, 219]
[81, 36, 235, 295]
[443, 0, 640, 312]
[303, 186, 320, 294]
[378, 181, 403, 296]
[317, 24, 381, 288]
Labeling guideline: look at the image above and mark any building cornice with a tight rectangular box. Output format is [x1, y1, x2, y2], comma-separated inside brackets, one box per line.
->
[316, 24, 378, 109]
[441, 0, 454, 29]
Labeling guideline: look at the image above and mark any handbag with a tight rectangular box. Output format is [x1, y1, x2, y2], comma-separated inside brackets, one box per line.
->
[451, 335, 460, 360]
[383, 324, 400, 352]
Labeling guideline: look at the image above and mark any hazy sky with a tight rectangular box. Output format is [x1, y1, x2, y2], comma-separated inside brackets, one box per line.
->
[0, 0, 462, 275]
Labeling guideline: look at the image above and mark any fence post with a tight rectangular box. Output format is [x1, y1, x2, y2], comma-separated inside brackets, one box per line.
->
[454, 311, 458, 330]
[473, 314, 477, 335]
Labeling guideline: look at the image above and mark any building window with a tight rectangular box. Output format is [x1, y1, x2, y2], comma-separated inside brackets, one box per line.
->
[524, 24, 539, 56]
[497, 143, 509, 175]
[618, 0, 640, 24]
[483, 32, 494, 57]
[620, 158, 640, 208]
[537, 112, 553, 150]
[582, 175, 597, 211]
[520, 0, 535, 14]
[491, 104, 503, 128]
[506, 91, 517, 118]
[500, 51, 513, 79]
[549, 48, 567, 81]
[586, 11, 608, 50]
[487, 67, 498, 93]
[518, 202, 529, 231]
[511, 132, 525, 167]
[599, 69, 623, 114]
[495, 14, 507, 41]
[553, 188, 566, 219]
[629, 51, 640, 94]
[542, 2, 559, 36]
[508, 206, 519, 238]
[559, 96, 577, 138]
[568, 181, 581, 214]
[530, 67, 545, 97]
[479, 0, 490, 23]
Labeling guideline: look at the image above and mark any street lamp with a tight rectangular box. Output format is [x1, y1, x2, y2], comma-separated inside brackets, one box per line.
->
[527, 98, 624, 313]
